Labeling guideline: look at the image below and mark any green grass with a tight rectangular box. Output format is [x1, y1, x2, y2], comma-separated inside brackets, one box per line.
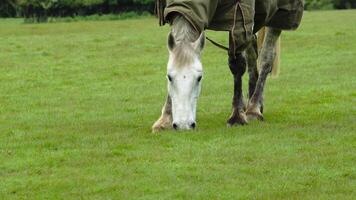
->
[0, 10, 355, 199]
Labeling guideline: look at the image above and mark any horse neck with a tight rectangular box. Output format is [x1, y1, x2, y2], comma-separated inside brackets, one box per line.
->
[171, 15, 199, 44]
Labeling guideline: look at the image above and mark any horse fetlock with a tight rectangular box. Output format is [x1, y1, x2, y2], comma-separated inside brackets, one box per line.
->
[246, 103, 264, 121]
[152, 114, 173, 133]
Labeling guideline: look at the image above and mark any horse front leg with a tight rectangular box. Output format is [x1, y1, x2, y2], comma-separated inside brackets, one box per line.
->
[246, 27, 281, 120]
[227, 53, 248, 126]
[152, 95, 172, 133]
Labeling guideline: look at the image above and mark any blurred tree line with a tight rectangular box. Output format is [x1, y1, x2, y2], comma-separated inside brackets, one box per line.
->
[305, 0, 356, 9]
[0, 0, 355, 22]
[0, 0, 155, 21]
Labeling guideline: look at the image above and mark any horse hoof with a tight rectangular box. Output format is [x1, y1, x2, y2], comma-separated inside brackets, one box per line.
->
[152, 117, 172, 133]
[246, 111, 264, 121]
[227, 113, 248, 126]
[152, 125, 163, 133]
[152, 124, 171, 133]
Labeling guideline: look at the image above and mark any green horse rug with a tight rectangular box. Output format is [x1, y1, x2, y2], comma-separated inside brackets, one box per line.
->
[156, 0, 303, 55]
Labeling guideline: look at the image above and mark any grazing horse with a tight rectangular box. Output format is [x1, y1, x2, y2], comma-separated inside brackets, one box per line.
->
[152, 0, 304, 132]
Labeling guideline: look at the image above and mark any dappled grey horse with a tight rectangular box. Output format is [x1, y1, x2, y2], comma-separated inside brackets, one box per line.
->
[153, 0, 303, 132]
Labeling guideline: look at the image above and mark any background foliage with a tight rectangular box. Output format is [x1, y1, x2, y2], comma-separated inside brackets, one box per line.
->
[305, 0, 356, 9]
[0, 0, 356, 21]
[0, 0, 155, 21]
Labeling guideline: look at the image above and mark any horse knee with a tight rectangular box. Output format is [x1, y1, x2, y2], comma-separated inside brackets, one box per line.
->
[260, 62, 273, 75]
[259, 48, 277, 75]
[228, 54, 246, 76]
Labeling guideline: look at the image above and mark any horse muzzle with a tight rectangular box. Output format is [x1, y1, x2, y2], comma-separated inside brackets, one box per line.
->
[172, 121, 196, 130]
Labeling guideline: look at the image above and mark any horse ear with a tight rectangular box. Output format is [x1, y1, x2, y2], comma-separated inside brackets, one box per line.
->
[168, 32, 175, 51]
[192, 32, 205, 52]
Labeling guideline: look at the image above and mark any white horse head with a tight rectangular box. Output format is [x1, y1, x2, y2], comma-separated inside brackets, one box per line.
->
[166, 31, 205, 130]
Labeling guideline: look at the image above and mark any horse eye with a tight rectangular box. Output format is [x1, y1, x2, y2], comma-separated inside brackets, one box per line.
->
[167, 75, 173, 82]
[197, 76, 202, 82]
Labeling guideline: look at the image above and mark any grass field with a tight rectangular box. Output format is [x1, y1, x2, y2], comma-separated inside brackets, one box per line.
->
[0, 10, 355, 199]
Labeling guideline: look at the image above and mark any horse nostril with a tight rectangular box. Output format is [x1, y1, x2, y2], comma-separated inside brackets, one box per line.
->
[190, 122, 196, 129]
[173, 123, 178, 130]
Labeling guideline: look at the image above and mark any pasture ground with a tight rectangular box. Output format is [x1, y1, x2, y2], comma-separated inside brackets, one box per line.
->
[0, 10, 355, 199]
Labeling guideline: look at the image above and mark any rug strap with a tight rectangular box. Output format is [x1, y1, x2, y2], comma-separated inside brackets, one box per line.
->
[206, 36, 229, 52]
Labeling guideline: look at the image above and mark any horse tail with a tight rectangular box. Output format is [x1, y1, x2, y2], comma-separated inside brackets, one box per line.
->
[257, 27, 281, 77]
[272, 36, 281, 77]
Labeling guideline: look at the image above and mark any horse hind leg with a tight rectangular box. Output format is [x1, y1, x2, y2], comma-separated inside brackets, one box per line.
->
[227, 52, 248, 126]
[246, 35, 262, 112]
[246, 27, 282, 121]
[152, 96, 173, 133]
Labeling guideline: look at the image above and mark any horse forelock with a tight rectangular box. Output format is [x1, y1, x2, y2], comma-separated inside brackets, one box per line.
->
[170, 15, 199, 68]
[171, 43, 197, 68]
